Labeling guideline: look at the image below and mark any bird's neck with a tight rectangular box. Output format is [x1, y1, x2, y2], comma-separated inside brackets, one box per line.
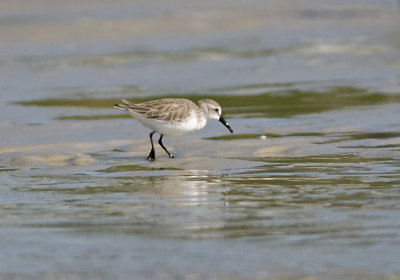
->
[197, 103, 209, 120]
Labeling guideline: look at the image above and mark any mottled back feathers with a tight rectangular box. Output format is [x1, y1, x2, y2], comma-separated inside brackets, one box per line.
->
[116, 98, 196, 123]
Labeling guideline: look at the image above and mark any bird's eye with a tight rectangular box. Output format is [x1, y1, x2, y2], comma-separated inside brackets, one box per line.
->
[214, 108, 219, 112]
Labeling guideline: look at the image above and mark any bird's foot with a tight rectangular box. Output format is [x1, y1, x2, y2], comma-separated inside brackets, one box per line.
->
[147, 150, 156, 161]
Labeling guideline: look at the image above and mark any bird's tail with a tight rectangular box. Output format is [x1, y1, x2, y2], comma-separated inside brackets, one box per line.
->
[114, 99, 135, 111]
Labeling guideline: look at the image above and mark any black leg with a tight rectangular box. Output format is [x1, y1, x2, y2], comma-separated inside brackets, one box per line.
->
[158, 135, 174, 158]
[147, 131, 156, 161]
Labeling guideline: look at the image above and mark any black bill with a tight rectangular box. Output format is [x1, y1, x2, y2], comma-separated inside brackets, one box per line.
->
[219, 116, 233, 133]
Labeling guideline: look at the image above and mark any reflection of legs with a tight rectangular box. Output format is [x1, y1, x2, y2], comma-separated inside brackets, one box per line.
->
[147, 131, 156, 161]
[158, 135, 174, 158]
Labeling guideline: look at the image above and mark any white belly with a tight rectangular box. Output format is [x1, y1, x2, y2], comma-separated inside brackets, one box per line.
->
[131, 111, 207, 136]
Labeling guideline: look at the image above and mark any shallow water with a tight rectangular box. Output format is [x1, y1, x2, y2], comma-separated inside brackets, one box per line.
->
[1, 0, 400, 279]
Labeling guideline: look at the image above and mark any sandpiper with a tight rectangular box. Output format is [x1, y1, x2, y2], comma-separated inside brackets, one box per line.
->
[114, 98, 233, 160]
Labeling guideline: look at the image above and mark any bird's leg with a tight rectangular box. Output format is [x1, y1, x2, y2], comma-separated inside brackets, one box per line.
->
[158, 135, 174, 158]
[147, 131, 156, 161]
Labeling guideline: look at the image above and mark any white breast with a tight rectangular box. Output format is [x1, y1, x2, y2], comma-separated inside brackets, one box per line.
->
[132, 110, 207, 136]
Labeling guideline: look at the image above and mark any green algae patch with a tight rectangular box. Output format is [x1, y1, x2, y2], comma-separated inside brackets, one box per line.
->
[316, 131, 400, 144]
[15, 98, 125, 108]
[56, 114, 130, 120]
[98, 164, 153, 173]
[98, 164, 180, 173]
[13, 86, 400, 119]
[206, 132, 325, 140]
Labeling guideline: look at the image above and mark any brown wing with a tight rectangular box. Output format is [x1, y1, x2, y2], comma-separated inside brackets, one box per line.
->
[123, 98, 193, 123]
[115, 99, 148, 114]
